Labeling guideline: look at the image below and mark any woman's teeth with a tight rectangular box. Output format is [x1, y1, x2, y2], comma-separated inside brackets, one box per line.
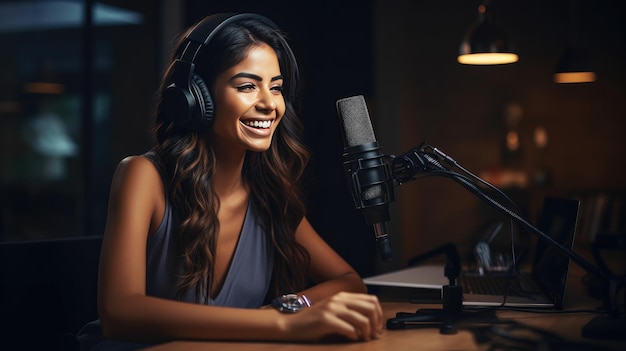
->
[242, 120, 271, 129]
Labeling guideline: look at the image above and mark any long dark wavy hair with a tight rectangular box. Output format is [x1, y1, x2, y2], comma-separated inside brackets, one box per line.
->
[151, 15, 311, 302]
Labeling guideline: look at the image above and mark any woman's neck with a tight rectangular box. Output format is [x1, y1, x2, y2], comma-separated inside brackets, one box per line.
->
[211, 144, 247, 199]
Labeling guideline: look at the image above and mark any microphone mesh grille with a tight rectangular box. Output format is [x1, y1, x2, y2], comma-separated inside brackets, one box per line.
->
[336, 95, 376, 147]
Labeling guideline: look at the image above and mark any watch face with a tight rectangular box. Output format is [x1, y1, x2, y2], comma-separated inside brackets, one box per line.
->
[273, 294, 311, 312]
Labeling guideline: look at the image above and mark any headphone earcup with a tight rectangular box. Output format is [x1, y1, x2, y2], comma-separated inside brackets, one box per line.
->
[160, 60, 197, 129]
[160, 73, 214, 131]
[161, 83, 194, 127]
[189, 74, 214, 130]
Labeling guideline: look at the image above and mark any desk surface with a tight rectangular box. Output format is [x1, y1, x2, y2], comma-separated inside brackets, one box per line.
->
[144, 263, 625, 351]
[144, 301, 623, 351]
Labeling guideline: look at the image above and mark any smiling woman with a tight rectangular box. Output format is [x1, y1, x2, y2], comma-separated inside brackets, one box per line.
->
[75, 13, 382, 350]
[211, 43, 285, 152]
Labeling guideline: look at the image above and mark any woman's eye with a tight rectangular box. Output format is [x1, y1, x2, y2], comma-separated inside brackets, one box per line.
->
[237, 84, 256, 91]
[271, 85, 283, 94]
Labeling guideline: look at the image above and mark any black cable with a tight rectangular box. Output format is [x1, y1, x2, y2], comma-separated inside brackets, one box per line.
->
[426, 145, 522, 214]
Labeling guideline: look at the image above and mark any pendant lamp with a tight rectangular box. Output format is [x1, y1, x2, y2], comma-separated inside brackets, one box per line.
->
[458, 2, 518, 65]
[554, 0, 596, 83]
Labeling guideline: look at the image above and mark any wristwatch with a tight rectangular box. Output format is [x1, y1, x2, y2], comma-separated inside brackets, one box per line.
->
[271, 294, 311, 313]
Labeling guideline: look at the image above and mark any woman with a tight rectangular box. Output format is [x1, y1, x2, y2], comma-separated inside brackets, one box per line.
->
[77, 13, 382, 350]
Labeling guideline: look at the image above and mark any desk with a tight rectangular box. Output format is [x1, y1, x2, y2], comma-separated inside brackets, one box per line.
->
[144, 304, 624, 350]
[143, 301, 623, 350]
[144, 264, 624, 350]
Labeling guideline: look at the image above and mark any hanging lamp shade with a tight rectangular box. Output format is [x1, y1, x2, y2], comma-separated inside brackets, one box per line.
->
[458, 4, 518, 65]
[553, 0, 596, 83]
[553, 47, 596, 83]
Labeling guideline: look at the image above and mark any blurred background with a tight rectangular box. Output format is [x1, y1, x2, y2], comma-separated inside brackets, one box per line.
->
[1, 0, 624, 277]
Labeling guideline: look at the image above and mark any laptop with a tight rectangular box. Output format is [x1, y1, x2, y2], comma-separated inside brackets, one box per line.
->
[364, 197, 581, 309]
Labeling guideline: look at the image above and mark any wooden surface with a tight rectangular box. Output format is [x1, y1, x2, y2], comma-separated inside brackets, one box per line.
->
[143, 300, 623, 350]
[144, 301, 480, 351]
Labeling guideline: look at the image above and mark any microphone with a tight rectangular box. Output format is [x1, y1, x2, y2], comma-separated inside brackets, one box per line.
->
[336, 95, 395, 261]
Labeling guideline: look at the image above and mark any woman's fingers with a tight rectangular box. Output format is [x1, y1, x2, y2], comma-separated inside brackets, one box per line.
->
[320, 292, 383, 341]
[331, 302, 372, 340]
[341, 293, 383, 332]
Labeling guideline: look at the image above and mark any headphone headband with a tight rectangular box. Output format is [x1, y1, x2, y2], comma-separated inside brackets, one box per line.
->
[186, 13, 279, 46]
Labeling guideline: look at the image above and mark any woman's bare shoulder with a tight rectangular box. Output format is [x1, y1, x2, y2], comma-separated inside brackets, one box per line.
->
[107, 154, 166, 232]
[115, 154, 159, 176]
[109, 154, 163, 192]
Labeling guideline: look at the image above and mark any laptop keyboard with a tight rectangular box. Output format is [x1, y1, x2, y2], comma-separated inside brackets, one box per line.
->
[460, 274, 529, 297]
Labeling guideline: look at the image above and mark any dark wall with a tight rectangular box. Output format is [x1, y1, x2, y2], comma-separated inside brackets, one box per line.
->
[372, 0, 626, 268]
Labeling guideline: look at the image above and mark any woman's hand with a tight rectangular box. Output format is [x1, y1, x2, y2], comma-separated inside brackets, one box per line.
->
[279, 292, 383, 342]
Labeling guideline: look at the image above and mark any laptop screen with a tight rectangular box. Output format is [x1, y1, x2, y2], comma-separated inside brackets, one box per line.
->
[531, 197, 580, 309]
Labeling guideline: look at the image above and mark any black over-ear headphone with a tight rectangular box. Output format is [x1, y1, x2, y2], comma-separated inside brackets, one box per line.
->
[160, 13, 280, 131]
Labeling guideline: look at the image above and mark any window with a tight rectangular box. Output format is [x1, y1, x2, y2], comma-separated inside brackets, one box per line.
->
[0, 1, 155, 242]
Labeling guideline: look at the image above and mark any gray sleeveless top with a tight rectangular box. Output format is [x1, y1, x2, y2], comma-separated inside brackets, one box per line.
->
[77, 153, 274, 350]
[146, 187, 274, 306]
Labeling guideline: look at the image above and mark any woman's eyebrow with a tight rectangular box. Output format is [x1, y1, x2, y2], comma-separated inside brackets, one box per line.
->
[230, 72, 284, 82]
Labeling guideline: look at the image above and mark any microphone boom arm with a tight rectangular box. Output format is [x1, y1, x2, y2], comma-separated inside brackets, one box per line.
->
[389, 143, 622, 319]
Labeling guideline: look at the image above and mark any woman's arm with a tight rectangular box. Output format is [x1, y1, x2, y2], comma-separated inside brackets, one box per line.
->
[294, 217, 383, 340]
[294, 217, 367, 300]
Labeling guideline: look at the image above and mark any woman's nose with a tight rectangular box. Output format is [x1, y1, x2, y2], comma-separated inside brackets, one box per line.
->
[256, 88, 277, 112]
